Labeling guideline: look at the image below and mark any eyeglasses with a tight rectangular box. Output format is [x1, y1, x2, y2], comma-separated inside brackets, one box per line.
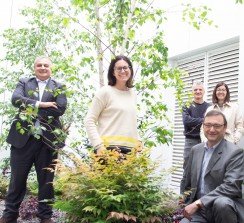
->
[203, 123, 225, 129]
[216, 89, 226, 92]
[114, 66, 131, 72]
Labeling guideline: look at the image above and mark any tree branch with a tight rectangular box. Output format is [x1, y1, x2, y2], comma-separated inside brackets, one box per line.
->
[120, 0, 137, 54]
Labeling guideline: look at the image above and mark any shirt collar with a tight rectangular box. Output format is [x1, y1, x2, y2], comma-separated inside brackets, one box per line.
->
[36, 78, 49, 84]
[213, 102, 231, 108]
[204, 139, 222, 150]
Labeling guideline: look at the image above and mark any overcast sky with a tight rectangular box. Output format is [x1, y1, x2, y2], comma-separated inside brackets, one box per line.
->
[0, 0, 243, 57]
[160, 0, 243, 56]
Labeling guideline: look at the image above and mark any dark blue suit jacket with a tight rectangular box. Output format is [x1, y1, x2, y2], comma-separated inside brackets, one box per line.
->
[7, 77, 67, 150]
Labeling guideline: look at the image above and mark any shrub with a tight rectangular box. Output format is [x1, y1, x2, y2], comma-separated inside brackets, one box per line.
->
[54, 148, 178, 223]
[19, 195, 66, 222]
[19, 195, 38, 220]
[0, 158, 10, 199]
[0, 176, 9, 199]
[26, 174, 39, 196]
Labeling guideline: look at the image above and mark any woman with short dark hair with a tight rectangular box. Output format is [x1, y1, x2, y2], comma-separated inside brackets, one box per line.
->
[85, 55, 140, 154]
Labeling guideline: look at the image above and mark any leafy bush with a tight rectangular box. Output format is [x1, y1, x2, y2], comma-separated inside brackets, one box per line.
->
[26, 170, 39, 196]
[162, 208, 184, 223]
[19, 195, 38, 220]
[0, 176, 9, 199]
[54, 148, 178, 223]
[19, 195, 66, 222]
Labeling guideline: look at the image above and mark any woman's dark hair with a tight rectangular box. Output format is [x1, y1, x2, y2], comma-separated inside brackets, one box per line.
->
[107, 55, 134, 88]
[212, 82, 230, 104]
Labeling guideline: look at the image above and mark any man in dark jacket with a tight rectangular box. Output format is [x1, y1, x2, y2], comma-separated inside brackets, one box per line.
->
[182, 82, 210, 168]
[0, 56, 67, 223]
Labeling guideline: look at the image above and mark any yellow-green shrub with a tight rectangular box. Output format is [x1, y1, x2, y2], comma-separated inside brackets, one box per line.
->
[54, 148, 178, 223]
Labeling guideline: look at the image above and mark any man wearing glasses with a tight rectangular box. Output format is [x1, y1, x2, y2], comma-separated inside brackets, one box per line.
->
[180, 110, 244, 223]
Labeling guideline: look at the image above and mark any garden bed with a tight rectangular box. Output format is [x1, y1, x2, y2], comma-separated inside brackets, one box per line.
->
[0, 199, 65, 223]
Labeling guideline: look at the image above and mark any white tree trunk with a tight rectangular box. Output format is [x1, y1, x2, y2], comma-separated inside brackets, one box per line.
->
[95, 0, 104, 87]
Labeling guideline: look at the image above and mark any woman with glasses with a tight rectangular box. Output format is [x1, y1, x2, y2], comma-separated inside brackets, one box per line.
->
[201, 82, 243, 144]
[85, 55, 140, 155]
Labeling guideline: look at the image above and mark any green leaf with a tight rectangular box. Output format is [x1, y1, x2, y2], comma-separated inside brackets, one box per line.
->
[19, 129, 25, 135]
[62, 17, 70, 27]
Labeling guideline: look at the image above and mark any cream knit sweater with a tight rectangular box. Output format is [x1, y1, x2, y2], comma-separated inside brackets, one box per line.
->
[85, 85, 139, 149]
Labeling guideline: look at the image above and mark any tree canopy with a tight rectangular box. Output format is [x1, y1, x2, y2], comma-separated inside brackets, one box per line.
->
[0, 0, 218, 154]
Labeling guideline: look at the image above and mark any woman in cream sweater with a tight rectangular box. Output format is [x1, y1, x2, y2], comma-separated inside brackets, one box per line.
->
[84, 55, 140, 154]
[201, 82, 243, 144]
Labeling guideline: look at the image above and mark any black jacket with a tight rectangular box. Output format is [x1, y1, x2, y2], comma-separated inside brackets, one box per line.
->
[7, 77, 67, 149]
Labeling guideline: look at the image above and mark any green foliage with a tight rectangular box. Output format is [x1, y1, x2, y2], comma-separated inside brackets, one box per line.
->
[0, 1, 217, 221]
[26, 169, 39, 196]
[0, 0, 216, 154]
[0, 158, 10, 199]
[54, 149, 178, 222]
[0, 0, 94, 154]
[0, 176, 9, 199]
[182, 4, 216, 30]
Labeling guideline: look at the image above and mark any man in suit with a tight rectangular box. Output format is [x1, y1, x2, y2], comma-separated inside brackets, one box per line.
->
[180, 110, 244, 223]
[0, 56, 67, 223]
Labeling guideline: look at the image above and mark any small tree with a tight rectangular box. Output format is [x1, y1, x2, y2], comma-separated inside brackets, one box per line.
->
[0, 0, 220, 221]
[0, 0, 216, 152]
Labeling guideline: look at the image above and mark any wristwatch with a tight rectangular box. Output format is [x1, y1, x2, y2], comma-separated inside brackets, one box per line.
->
[195, 200, 202, 209]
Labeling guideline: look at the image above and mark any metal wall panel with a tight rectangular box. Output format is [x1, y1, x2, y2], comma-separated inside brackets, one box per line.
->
[171, 42, 239, 189]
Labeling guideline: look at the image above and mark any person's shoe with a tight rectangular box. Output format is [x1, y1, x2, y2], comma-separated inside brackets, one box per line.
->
[0, 216, 17, 223]
[40, 219, 55, 223]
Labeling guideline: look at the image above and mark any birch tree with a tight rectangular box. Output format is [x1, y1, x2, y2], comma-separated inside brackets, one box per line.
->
[0, 0, 215, 152]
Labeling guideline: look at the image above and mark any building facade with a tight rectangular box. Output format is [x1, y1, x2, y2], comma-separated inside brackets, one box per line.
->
[169, 36, 244, 189]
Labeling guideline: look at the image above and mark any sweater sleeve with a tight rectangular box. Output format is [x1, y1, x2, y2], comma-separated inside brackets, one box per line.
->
[84, 88, 107, 148]
[182, 105, 204, 127]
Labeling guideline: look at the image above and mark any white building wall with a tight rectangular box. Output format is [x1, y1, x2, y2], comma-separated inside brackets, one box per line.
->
[237, 35, 244, 147]
[168, 36, 244, 191]
[161, 1, 244, 192]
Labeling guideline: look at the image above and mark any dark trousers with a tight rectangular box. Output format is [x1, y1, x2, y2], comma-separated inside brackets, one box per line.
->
[180, 197, 239, 223]
[106, 146, 131, 154]
[183, 138, 201, 170]
[3, 136, 58, 220]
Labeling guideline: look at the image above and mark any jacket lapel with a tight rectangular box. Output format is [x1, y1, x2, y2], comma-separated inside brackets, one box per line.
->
[27, 78, 39, 100]
[196, 147, 205, 182]
[204, 140, 224, 176]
